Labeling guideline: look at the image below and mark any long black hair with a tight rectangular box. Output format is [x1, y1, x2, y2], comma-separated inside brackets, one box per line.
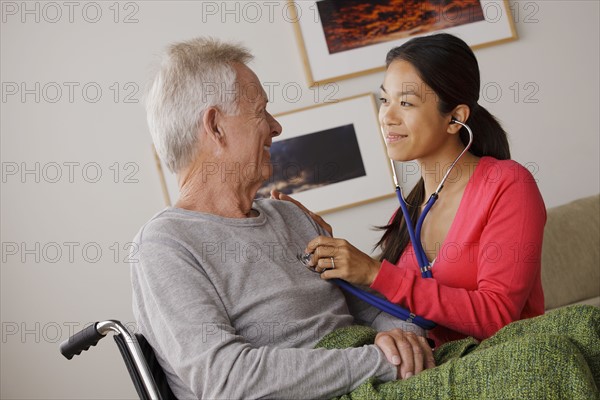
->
[375, 33, 510, 264]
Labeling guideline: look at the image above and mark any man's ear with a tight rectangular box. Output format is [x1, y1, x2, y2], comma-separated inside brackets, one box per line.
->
[447, 104, 470, 134]
[202, 107, 225, 144]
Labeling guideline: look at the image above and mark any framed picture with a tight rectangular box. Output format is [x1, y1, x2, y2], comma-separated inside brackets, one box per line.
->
[257, 93, 394, 213]
[154, 93, 395, 214]
[291, 0, 517, 86]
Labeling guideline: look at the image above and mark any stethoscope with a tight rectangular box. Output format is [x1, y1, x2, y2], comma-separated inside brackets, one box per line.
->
[299, 118, 474, 330]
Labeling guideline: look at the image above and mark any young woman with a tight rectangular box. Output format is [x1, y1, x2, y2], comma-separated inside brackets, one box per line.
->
[273, 33, 546, 346]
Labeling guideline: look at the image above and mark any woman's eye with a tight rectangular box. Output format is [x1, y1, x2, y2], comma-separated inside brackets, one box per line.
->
[379, 97, 388, 104]
[400, 101, 412, 107]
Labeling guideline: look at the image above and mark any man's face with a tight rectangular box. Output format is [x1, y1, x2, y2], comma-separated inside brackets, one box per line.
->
[220, 64, 282, 186]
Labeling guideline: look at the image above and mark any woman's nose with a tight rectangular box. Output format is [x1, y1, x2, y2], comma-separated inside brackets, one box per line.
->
[380, 105, 401, 126]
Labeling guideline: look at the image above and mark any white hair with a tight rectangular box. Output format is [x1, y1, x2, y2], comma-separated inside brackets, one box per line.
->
[145, 37, 254, 173]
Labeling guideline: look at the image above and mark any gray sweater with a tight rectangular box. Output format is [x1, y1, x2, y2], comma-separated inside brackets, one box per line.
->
[131, 199, 421, 399]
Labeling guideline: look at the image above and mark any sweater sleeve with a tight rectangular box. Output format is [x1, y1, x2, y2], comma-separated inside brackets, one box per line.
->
[132, 233, 396, 399]
[371, 163, 546, 340]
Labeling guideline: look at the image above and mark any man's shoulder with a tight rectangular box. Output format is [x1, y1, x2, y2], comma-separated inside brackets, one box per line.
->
[254, 198, 322, 234]
[133, 208, 194, 244]
[255, 197, 304, 216]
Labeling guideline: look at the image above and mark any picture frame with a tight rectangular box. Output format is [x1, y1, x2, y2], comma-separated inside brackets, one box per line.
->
[154, 93, 395, 214]
[290, 0, 518, 86]
[258, 93, 394, 214]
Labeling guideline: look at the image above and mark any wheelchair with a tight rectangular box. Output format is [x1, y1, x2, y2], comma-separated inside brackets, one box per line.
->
[59, 320, 177, 400]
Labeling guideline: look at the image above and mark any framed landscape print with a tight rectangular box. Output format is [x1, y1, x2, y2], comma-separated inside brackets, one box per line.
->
[256, 93, 394, 214]
[291, 0, 517, 85]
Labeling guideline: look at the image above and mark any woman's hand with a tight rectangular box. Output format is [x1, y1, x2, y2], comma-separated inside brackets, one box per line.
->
[305, 236, 381, 286]
[375, 329, 435, 379]
[271, 189, 332, 236]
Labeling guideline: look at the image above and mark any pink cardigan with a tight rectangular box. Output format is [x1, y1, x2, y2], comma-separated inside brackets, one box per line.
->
[372, 157, 546, 345]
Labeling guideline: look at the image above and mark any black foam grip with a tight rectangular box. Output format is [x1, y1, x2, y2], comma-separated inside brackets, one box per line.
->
[60, 323, 105, 360]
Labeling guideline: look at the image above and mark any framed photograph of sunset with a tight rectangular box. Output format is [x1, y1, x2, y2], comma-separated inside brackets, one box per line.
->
[290, 0, 517, 86]
[256, 93, 395, 214]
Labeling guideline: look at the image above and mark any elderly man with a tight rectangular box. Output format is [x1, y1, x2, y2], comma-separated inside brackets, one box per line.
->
[131, 37, 433, 399]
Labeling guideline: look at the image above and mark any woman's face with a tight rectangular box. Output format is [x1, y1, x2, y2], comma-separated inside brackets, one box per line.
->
[379, 60, 454, 163]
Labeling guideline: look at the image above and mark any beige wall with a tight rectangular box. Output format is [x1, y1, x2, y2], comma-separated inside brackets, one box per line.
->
[1, 1, 598, 398]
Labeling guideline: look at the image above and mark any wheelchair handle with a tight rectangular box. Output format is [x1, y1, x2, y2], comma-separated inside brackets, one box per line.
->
[59, 320, 163, 400]
[60, 322, 106, 360]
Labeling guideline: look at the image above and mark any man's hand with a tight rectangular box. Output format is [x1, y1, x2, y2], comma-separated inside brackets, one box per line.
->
[375, 329, 435, 380]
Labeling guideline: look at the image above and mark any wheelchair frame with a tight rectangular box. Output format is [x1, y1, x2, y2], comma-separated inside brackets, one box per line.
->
[59, 320, 175, 400]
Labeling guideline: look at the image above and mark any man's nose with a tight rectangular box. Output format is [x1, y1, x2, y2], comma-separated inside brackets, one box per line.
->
[270, 113, 282, 137]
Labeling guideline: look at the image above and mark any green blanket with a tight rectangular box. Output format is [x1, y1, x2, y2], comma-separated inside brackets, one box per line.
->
[316, 305, 600, 400]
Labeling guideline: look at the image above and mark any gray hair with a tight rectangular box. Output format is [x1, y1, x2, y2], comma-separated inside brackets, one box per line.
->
[146, 37, 254, 173]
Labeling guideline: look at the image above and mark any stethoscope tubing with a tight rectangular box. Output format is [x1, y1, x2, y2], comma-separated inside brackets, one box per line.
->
[332, 119, 475, 330]
[396, 187, 436, 278]
[332, 279, 437, 330]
